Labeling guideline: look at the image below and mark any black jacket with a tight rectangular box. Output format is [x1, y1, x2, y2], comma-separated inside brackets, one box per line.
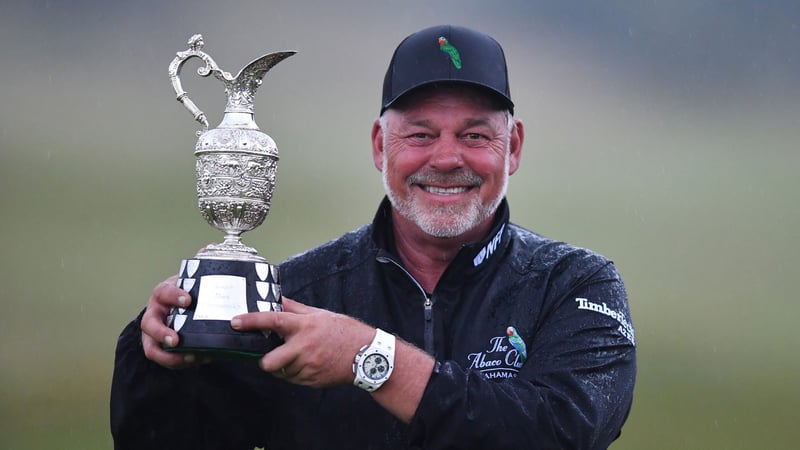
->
[111, 198, 636, 449]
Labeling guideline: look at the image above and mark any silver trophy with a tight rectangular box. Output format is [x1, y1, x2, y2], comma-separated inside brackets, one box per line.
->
[164, 34, 295, 357]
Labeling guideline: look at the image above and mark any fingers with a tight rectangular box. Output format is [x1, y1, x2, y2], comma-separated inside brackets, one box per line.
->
[230, 297, 302, 377]
[142, 276, 191, 330]
[140, 275, 196, 368]
[230, 311, 285, 336]
[153, 275, 192, 310]
[260, 345, 300, 377]
[142, 331, 200, 369]
[230, 304, 308, 380]
[232, 303, 372, 387]
[280, 297, 316, 314]
[229, 312, 302, 380]
[231, 296, 311, 334]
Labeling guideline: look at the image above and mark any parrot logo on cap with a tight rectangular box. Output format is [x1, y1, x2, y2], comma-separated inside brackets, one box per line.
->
[438, 36, 462, 69]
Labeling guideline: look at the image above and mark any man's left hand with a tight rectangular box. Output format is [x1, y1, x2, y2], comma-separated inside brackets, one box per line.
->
[231, 298, 375, 388]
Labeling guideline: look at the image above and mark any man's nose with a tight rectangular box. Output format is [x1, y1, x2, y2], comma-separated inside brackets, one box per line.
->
[428, 135, 463, 170]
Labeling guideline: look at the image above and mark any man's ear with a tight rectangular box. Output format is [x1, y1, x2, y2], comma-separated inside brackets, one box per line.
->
[508, 119, 524, 176]
[371, 119, 384, 172]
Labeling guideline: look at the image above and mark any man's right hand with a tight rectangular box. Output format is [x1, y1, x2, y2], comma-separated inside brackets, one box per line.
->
[141, 275, 201, 369]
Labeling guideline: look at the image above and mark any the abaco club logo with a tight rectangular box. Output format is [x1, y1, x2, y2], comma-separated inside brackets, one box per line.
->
[466, 325, 527, 380]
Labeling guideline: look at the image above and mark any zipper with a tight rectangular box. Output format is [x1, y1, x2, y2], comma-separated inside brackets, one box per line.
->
[423, 295, 434, 355]
[377, 255, 435, 355]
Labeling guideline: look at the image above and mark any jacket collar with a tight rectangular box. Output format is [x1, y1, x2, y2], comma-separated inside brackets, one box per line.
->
[371, 196, 512, 279]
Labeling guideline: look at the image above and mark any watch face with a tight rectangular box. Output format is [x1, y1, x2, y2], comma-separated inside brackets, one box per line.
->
[363, 353, 389, 381]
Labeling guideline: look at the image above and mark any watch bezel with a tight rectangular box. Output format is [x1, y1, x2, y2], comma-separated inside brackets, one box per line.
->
[362, 352, 391, 381]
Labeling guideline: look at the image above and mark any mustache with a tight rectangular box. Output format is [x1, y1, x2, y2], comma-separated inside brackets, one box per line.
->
[407, 169, 483, 187]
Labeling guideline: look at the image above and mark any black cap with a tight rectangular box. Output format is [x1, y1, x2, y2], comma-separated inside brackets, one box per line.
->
[381, 25, 514, 115]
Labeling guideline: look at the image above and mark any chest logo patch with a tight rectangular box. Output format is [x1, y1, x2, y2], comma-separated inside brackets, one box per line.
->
[467, 326, 526, 380]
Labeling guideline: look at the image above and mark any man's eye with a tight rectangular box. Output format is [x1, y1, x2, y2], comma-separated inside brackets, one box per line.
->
[406, 133, 432, 143]
[462, 133, 489, 145]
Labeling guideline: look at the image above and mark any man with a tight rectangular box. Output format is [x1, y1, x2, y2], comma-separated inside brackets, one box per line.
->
[111, 25, 636, 449]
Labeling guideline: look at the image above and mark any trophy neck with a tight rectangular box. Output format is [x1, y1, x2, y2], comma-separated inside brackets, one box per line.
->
[218, 111, 259, 130]
[199, 233, 266, 262]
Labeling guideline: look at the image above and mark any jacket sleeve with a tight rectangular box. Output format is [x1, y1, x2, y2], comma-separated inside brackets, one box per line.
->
[110, 313, 274, 450]
[406, 258, 636, 450]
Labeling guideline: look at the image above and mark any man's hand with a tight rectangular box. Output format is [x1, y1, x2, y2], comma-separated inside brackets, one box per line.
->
[141, 275, 201, 369]
[231, 298, 375, 388]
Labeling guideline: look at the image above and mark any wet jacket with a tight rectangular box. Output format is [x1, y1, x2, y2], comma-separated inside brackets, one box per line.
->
[111, 198, 636, 450]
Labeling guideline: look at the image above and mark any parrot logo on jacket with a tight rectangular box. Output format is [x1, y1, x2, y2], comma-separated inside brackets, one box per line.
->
[438, 36, 462, 69]
[506, 326, 527, 363]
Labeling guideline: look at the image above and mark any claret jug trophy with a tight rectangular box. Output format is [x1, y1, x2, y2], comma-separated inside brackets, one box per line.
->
[164, 34, 295, 357]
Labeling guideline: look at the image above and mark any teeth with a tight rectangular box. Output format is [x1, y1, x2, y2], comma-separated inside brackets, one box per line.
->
[424, 185, 469, 194]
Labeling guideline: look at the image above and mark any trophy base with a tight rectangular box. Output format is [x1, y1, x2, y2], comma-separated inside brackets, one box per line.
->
[164, 257, 283, 359]
[164, 329, 284, 359]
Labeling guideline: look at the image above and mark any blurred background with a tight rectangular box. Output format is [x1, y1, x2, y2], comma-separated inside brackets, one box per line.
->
[0, 1, 797, 448]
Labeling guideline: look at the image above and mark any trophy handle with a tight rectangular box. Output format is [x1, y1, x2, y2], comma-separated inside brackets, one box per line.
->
[168, 34, 232, 134]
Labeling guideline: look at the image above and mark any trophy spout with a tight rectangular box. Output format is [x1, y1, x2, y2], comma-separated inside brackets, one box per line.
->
[223, 51, 297, 117]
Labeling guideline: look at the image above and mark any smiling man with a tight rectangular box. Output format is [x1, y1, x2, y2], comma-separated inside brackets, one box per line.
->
[375, 84, 522, 294]
[112, 25, 636, 450]
[378, 86, 519, 235]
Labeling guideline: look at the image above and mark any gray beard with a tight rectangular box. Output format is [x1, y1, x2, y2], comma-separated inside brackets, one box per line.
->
[382, 154, 509, 238]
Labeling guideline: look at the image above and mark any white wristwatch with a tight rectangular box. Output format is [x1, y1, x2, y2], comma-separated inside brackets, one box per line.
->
[352, 328, 395, 392]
